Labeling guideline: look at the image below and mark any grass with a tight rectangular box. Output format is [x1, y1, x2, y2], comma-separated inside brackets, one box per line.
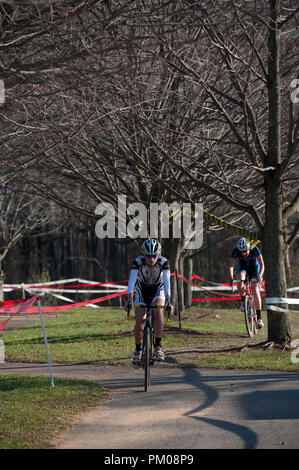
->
[4, 307, 133, 364]
[2, 304, 299, 371]
[0, 304, 298, 449]
[0, 375, 105, 449]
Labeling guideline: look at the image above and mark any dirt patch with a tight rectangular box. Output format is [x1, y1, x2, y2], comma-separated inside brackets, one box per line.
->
[179, 307, 233, 322]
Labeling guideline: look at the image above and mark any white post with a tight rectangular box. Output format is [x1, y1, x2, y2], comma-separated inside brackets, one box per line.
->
[0, 339, 4, 363]
[0, 272, 4, 302]
[37, 298, 54, 387]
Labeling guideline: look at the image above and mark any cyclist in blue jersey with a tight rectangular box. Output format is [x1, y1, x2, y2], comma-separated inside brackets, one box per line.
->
[126, 238, 173, 367]
[228, 237, 265, 328]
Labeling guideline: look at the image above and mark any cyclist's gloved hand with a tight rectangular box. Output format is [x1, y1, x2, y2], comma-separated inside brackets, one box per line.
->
[126, 294, 133, 312]
[165, 301, 173, 317]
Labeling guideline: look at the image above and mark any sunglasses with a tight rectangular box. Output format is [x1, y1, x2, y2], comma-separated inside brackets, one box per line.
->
[145, 255, 157, 259]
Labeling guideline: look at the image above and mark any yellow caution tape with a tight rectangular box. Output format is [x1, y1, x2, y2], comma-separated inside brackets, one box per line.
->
[169, 204, 260, 248]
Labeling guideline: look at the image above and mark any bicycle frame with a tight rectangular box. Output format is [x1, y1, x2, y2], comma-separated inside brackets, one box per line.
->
[132, 303, 165, 392]
[232, 278, 259, 337]
[142, 304, 154, 392]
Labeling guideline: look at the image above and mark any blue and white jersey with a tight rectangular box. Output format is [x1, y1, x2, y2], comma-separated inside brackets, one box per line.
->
[230, 246, 262, 272]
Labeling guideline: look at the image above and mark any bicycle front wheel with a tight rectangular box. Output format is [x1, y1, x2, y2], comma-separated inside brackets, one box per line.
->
[143, 326, 151, 392]
[251, 303, 257, 336]
[244, 296, 254, 337]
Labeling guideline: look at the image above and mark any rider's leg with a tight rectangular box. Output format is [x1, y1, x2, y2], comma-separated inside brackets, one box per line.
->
[152, 298, 165, 339]
[251, 265, 263, 325]
[131, 306, 146, 366]
[252, 283, 264, 327]
[236, 270, 246, 311]
[134, 307, 146, 347]
[236, 270, 246, 296]
[252, 284, 262, 311]
[152, 296, 166, 360]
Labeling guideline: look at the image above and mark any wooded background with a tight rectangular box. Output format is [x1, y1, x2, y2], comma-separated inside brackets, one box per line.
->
[0, 0, 298, 342]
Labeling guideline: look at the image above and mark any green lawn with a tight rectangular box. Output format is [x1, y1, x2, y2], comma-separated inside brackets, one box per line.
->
[4, 307, 133, 364]
[2, 305, 299, 371]
[0, 304, 298, 449]
[0, 375, 105, 449]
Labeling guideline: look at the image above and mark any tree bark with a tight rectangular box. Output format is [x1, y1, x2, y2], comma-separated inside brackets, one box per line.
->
[262, 173, 292, 343]
[0, 271, 4, 302]
[263, 0, 292, 344]
[163, 237, 182, 315]
[184, 255, 193, 308]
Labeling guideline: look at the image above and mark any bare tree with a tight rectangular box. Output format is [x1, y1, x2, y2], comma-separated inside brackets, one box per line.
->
[1, 1, 297, 343]
[0, 181, 64, 299]
[149, 0, 298, 344]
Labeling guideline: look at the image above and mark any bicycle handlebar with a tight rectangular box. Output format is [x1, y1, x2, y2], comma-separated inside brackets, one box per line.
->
[133, 304, 166, 309]
[231, 279, 260, 292]
[126, 303, 172, 320]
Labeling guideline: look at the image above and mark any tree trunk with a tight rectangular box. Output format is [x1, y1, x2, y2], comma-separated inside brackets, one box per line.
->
[178, 255, 185, 311]
[284, 246, 292, 287]
[184, 255, 193, 308]
[163, 237, 182, 315]
[0, 271, 4, 302]
[262, 0, 292, 345]
[262, 174, 292, 344]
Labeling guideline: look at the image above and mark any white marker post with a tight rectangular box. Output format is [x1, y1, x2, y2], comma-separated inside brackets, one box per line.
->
[37, 297, 54, 387]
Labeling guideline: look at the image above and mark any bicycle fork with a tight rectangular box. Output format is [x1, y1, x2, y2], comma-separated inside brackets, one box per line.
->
[142, 320, 154, 365]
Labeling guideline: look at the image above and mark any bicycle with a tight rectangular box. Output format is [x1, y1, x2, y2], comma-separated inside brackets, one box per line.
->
[232, 278, 259, 337]
[128, 303, 171, 392]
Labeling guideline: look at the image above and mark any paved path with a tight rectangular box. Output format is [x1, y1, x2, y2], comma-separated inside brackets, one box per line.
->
[0, 361, 298, 449]
[1, 316, 298, 450]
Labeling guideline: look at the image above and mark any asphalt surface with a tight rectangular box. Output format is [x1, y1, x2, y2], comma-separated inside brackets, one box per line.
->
[1, 316, 299, 450]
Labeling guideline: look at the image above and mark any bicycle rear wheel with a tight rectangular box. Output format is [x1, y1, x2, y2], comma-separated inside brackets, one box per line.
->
[251, 303, 257, 336]
[244, 296, 254, 337]
[143, 326, 151, 392]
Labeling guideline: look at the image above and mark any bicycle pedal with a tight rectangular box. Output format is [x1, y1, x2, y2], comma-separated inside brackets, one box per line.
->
[131, 359, 142, 368]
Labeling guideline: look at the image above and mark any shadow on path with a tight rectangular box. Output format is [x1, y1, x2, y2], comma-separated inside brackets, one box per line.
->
[181, 368, 258, 449]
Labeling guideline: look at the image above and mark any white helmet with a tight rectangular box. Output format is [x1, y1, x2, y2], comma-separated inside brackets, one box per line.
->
[237, 237, 250, 251]
[141, 238, 161, 257]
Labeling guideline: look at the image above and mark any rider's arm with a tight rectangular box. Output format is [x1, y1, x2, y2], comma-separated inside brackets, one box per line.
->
[228, 258, 235, 281]
[228, 248, 239, 283]
[163, 269, 171, 301]
[257, 255, 264, 280]
[252, 247, 264, 280]
[127, 269, 138, 299]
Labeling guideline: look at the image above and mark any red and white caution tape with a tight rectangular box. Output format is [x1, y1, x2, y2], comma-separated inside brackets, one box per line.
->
[266, 297, 299, 305]
[0, 290, 128, 314]
[43, 291, 101, 308]
[0, 297, 38, 332]
[266, 297, 299, 314]
[3, 278, 129, 292]
[25, 288, 124, 294]
[2, 273, 299, 310]
[193, 296, 242, 302]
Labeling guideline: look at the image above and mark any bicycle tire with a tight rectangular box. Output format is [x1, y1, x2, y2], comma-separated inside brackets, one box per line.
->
[244, 296, 254, 337]
[251, 303, 257, 336]
[143, 326, 151, 392]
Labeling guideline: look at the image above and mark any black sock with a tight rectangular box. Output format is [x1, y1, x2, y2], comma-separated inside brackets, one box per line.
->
[136, 343, 141, 352]
[154, 338, 161, 348]
[241, 296, 245, 302]
[256, 310, 261, 320]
